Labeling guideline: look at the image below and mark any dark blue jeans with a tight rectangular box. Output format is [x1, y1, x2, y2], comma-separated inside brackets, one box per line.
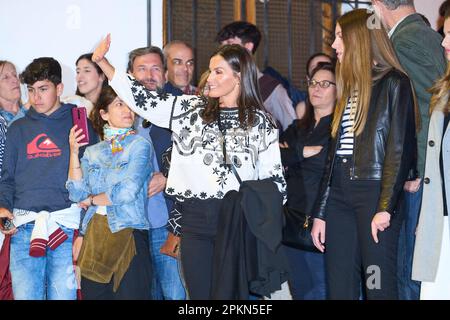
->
[149, 226, 186, 300]
[284, 245, 326, 300]
[397, 185, 422, 300]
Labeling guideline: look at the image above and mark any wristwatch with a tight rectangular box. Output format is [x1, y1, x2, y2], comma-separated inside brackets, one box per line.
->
[88, 194, 95, 206]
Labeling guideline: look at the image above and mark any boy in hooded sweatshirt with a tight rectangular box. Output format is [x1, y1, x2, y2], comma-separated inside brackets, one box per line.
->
[0, 57, 97, 300]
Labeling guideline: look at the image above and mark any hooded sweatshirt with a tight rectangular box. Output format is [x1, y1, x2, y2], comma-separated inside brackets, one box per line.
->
[0, 103, 96, 212]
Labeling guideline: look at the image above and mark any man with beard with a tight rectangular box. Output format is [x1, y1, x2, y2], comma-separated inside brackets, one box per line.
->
[127, 46, 186, 300]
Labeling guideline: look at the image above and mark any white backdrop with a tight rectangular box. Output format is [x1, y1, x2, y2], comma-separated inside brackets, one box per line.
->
[0, 0, 162, 96]
[415, 0, 443, 30]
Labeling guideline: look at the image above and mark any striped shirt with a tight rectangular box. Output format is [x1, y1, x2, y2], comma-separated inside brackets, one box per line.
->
[336, 96, 357, 156]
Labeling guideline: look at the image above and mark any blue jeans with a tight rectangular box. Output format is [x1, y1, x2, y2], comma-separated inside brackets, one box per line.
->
[149, 226, 185, 300]
[10, 223, 77, 300]
[284, 245, 326, 300]
[397, 185, 422, 300]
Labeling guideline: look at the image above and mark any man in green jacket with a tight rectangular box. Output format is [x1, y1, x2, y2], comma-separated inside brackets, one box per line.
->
[372, 0, 446, 300]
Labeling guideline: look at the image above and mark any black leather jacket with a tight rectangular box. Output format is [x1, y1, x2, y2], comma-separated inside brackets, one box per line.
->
[314, 69, 417, 220]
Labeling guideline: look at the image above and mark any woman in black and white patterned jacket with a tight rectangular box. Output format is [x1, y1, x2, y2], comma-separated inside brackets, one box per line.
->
[92, 35, 286, 299]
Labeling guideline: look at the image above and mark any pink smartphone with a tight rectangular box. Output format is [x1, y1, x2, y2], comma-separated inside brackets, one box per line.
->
[71, 107, 90, 144]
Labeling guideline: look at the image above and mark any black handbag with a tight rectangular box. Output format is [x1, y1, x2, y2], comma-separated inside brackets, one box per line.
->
[282, 206, 321, 253]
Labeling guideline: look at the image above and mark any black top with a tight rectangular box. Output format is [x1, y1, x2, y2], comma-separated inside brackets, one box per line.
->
[280, 114, 332, 214]
[441, 113, 449, 216]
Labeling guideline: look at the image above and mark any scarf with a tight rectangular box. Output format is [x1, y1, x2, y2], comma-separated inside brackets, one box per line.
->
[103, 125, 135, 154]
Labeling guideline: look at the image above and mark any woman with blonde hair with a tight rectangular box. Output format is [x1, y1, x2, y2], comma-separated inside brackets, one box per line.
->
[412, 8, 450, 300]
[311, 9, 417, 299]
[0, 61, 27, 126]
[0, 60, 27, 175]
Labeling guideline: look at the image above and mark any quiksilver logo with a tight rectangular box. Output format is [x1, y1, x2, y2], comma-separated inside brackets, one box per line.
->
[27, 134, 61, 159]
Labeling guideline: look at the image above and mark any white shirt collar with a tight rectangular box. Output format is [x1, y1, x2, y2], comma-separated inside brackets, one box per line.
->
[388, 13, 414, 38]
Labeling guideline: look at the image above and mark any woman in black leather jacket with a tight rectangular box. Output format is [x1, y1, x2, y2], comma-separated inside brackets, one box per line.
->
[311, 9, 416, 300]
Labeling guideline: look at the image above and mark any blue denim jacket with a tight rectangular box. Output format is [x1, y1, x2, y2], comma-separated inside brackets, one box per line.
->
[66, 134, 153, 234]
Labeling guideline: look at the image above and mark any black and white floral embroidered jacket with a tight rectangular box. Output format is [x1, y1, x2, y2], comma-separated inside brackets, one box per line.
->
[110, 72, 287, 202]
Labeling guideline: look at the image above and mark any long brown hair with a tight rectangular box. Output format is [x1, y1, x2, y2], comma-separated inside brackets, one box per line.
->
[429, 11, 450, 115]
[200, 44, 265, 129]
[90, 85, 119, 140]
[75, 53, 107, 98]
[331, 9, 413, 137]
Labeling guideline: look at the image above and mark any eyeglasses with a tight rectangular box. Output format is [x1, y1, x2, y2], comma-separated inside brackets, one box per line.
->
[307, 79, 336, 89]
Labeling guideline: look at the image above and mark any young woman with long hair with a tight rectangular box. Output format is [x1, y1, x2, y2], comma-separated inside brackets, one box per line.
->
[62, 53, 107, 116]
[311, 9, 417, 299]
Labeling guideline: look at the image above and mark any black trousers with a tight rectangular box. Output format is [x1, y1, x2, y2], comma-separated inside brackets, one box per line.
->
[324, 157, 402, 300]
[179, 198, 222, 300]
[81, 229, 152, 300]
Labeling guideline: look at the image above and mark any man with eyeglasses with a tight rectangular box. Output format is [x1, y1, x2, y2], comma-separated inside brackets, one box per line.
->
[163, 41, 197, 95]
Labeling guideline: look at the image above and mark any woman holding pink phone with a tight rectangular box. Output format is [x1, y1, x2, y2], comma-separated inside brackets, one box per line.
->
[67, 85, 153, 299]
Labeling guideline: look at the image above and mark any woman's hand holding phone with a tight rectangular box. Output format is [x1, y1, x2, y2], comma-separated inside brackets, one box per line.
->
[71, 107, 90, 146]
[69, 125, 89, 156]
